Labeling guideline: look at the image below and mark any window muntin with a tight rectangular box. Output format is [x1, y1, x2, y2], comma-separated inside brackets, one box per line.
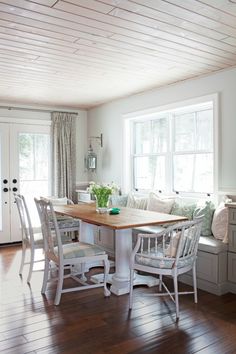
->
[131, 103, 214, 195]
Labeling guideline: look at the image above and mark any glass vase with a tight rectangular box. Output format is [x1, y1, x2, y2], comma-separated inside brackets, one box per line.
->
[95, 195, 110, 214]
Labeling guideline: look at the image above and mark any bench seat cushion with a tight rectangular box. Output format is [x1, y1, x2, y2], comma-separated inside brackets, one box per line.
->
[133, 225, 166, 234]
[198, 236, 228, 254]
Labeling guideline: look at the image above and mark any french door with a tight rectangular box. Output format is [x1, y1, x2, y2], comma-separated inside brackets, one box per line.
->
[0, 122, 51, 244]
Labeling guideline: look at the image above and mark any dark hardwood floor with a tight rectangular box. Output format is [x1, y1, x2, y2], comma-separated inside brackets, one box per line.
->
[1, 245, 236, 354]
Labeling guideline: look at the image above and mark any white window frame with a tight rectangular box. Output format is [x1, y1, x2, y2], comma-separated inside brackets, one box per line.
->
[123, 94, 218, 198]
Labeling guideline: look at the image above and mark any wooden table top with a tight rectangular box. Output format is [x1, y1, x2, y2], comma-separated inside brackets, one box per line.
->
[54, 203, 187, 230]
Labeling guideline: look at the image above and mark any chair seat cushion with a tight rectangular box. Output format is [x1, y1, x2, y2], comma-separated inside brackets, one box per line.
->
[55, 242, 106, 259]
[198, 236, 228, 254]
[135, 250, 193, 269]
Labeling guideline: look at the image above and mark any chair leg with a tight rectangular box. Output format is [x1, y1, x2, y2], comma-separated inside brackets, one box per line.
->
[41, 257, 50, 294]
[103, 258, 111, 297]
[129, 268, 134, 310]
[159, 274, 163, 292]
[193, 262, 198, 303]
[80, 263, 87, 282]
[19, 241, 27, 276]
[173, 272, 179, 321]
[27, 245, 35, 284]
[54, 265, 64, 305]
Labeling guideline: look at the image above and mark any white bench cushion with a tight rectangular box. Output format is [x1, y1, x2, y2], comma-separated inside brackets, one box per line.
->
[133, 225, 165, 234]
[198, 236, 228, 254]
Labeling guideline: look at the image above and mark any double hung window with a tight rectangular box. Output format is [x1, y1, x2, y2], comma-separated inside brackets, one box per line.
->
[129, 99, 215, 196]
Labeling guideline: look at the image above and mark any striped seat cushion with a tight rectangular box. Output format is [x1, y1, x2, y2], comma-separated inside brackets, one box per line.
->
[56, 218, 80, 230]
[49, 215, 80, 230]
[54, 242, 106, 259]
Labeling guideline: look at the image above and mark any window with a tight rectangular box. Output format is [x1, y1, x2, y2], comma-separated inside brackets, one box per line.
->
[125, 97, 216, 196]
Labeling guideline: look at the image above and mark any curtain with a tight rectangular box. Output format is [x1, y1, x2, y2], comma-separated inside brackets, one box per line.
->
[51, 112, 77, 201]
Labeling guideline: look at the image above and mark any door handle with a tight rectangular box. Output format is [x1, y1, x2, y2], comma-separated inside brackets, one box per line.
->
[3, 187, 8, 192]
[3, 179, 8, 184]
[12, 179, 17, 183]
[12, 187, 18, 192]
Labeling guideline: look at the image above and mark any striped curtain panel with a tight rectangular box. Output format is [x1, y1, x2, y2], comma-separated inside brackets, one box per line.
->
[51, 112, 77, 201]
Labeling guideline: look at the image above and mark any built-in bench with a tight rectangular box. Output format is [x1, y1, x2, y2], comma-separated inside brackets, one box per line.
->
[125, 192, 234, 296]
[97, 192, 236, 296]
[180, 236, 228, 295]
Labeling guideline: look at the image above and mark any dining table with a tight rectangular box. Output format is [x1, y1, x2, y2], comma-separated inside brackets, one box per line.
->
[54, 203, 187, 296]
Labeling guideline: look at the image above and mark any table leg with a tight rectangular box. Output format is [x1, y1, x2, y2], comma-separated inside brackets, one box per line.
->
[110, 229, 159, 296]
[81, 224, 159, 295]
[79, 220, 95, 244]
[110, 229, 132, 295]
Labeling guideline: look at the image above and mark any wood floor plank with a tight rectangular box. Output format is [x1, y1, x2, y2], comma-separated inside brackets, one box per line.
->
[0, 244, 236, 354]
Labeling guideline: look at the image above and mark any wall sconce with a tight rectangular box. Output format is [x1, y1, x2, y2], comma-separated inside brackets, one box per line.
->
[89, 133, 103, 148]
[86, 134, 103, 171]
[86, 144, 97, 171]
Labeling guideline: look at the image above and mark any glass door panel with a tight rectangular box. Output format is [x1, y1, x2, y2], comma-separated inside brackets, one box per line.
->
[19, 132, 50, 227]
[0, 122, 51, 243]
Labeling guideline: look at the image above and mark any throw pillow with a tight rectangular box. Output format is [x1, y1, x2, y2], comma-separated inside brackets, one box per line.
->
[211, 202, 228, 242]
[171, 201, 197, 220]
[165, 231, 181, 257]
[127, 193, 148, 210]
[193, 201, 215, 236]
[147, 192, 174, 214]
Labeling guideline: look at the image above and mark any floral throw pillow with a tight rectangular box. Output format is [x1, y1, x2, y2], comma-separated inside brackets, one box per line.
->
[171, 201, 197, 220]
[193, 201, 215, 236]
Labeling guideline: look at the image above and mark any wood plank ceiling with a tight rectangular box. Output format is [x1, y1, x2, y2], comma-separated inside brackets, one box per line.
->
[0, 0, 236, 109]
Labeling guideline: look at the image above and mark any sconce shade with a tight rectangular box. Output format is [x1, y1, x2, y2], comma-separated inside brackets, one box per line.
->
[87, 144, 97, 171]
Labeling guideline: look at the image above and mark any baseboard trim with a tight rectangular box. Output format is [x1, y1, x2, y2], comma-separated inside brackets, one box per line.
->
[228, 281, 236, 294]
[179, 274, 229, 296]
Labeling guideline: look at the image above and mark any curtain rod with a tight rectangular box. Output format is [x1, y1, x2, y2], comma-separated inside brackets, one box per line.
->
[0, 106, 79, 114]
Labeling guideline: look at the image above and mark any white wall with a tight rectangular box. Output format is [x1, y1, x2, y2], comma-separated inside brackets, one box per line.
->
[0, 106, 88, 184]
[88, 67, 236, 194]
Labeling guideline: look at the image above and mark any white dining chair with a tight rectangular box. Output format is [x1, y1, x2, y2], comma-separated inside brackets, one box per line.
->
[40, 196, 80, 236]
[129, 218, 203, 320]
[14, 193, 44, 284]
[15, 194, 77, 284]
[34, 198, 111, 305]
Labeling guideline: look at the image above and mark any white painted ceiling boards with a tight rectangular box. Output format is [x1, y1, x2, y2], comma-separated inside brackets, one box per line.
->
[0, 0, 236, 108]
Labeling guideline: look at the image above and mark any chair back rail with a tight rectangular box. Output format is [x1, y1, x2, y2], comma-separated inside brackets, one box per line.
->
[133, 218, 203, 269]
[14, 193, 33, 244]
[14, 193, 44, 283]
